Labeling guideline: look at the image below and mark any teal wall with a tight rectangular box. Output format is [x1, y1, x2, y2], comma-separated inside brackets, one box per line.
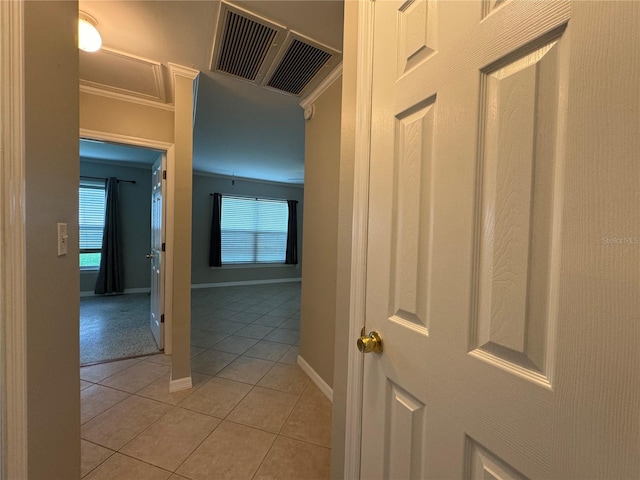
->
[191, 173, 304, 285]
[80, 165, 303, 292]
[80, 159, 155, 292]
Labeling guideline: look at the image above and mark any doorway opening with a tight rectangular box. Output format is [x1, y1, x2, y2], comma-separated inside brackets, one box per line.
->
[79, 138, 165, 366]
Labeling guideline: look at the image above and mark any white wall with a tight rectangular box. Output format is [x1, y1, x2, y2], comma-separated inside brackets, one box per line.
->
[23, 1, 80, 477]
[299, 79, 343, 388]
[80, 91, 174, 143]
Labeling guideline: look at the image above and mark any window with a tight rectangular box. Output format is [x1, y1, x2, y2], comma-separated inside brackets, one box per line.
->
[79, 180, 105, 269]
[221, 196, 289, 264]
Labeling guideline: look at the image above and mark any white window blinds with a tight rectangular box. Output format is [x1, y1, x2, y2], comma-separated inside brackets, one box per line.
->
[221, 196, 288, 264]
[79, 181, 106, 251]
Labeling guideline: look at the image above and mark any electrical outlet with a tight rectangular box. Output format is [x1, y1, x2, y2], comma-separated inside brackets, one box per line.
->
[57, 223, 68, 256]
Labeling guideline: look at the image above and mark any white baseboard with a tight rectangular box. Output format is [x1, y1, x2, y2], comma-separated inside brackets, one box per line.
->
[191, 278, 301, 289]
[80, 287, 151, 297]
[297, 355, 333, 403]
[169, 375, 192, 393]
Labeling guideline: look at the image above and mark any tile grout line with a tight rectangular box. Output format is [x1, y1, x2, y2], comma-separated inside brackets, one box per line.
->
[80, 439, 116, 479]
[170, 381, 257, 478]
[93, 370, 170, 397]
[110, 402, 187, 472]
[83, 284, 306, 478]
[81, 388, 133, 427]
[107, 450, 175, 477]
[80, 357, 144, 384]
[250, 433, 278, 480]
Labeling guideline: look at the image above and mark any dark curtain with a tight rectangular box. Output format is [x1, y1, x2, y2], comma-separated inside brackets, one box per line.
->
[95, 177, 124, 294]
[285, 200, 298, 264]
[209, 192, 222, 267]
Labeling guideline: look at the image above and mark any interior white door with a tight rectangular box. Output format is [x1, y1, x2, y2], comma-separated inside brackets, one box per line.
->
[360, 0, 640, 477]
[150, 155, 165, 350]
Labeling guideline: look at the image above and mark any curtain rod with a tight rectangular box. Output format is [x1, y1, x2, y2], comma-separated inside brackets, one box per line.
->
[210, 193, 293, 203]
[81, 175, 136, 184]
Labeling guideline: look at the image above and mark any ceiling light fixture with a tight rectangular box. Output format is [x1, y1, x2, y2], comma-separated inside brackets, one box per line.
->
[78, 12, 102, 53]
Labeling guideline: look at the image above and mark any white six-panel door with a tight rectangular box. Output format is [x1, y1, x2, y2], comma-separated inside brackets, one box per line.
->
[360, 0, 640, 477]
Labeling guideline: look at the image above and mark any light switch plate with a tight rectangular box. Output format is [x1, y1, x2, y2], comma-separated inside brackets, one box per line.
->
[57, 222, 68, 256]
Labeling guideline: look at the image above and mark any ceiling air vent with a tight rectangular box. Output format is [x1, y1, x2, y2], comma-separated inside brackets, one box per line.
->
[264, 32, 342, 97]
[211, 3, 286, 83]
[266, 40, 330, 95]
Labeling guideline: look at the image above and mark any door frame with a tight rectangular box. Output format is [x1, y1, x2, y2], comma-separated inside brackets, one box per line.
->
[343, 0, 375, 478]
[0, 0, 28, 477]
[79, 128, 175, 354]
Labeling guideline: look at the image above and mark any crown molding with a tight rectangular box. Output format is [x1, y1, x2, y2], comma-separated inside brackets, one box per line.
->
[193, 170, 304, 188]
[80, 83, 175, 112]
[80, 128, 173, 152]
[167, 63, 200, 115]
[167, 62, 200, 80]
[300, 62, 343, 110]
[80, 156, 156, 170]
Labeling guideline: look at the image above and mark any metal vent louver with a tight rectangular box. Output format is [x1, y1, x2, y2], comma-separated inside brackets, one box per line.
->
[266, 39, 332, 95]
[216, 11, 278, 81]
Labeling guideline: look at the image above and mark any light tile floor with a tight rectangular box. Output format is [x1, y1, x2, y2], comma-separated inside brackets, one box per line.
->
[80, 283, 331, 480]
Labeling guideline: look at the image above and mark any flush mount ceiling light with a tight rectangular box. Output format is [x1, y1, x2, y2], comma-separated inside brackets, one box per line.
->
[78, 12, 102, 52]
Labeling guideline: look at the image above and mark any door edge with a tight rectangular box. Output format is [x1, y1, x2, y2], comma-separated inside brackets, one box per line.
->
[343, 0, 376, 478]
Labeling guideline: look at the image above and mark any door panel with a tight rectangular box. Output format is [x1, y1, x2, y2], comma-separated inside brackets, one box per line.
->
[150, 156, 165, 349]
[472, 32, 564, 384]
[359, 0, 639, 477]
[465, 437, 527, 479]
[390, 98, 435, 333]
[385, 382, 428, 479]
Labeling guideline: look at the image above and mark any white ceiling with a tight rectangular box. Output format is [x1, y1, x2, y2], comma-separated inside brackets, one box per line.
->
[78, 0, 345, 184]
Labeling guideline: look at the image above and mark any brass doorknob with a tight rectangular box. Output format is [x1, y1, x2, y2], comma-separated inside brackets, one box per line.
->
[357, 330, 383, 354]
